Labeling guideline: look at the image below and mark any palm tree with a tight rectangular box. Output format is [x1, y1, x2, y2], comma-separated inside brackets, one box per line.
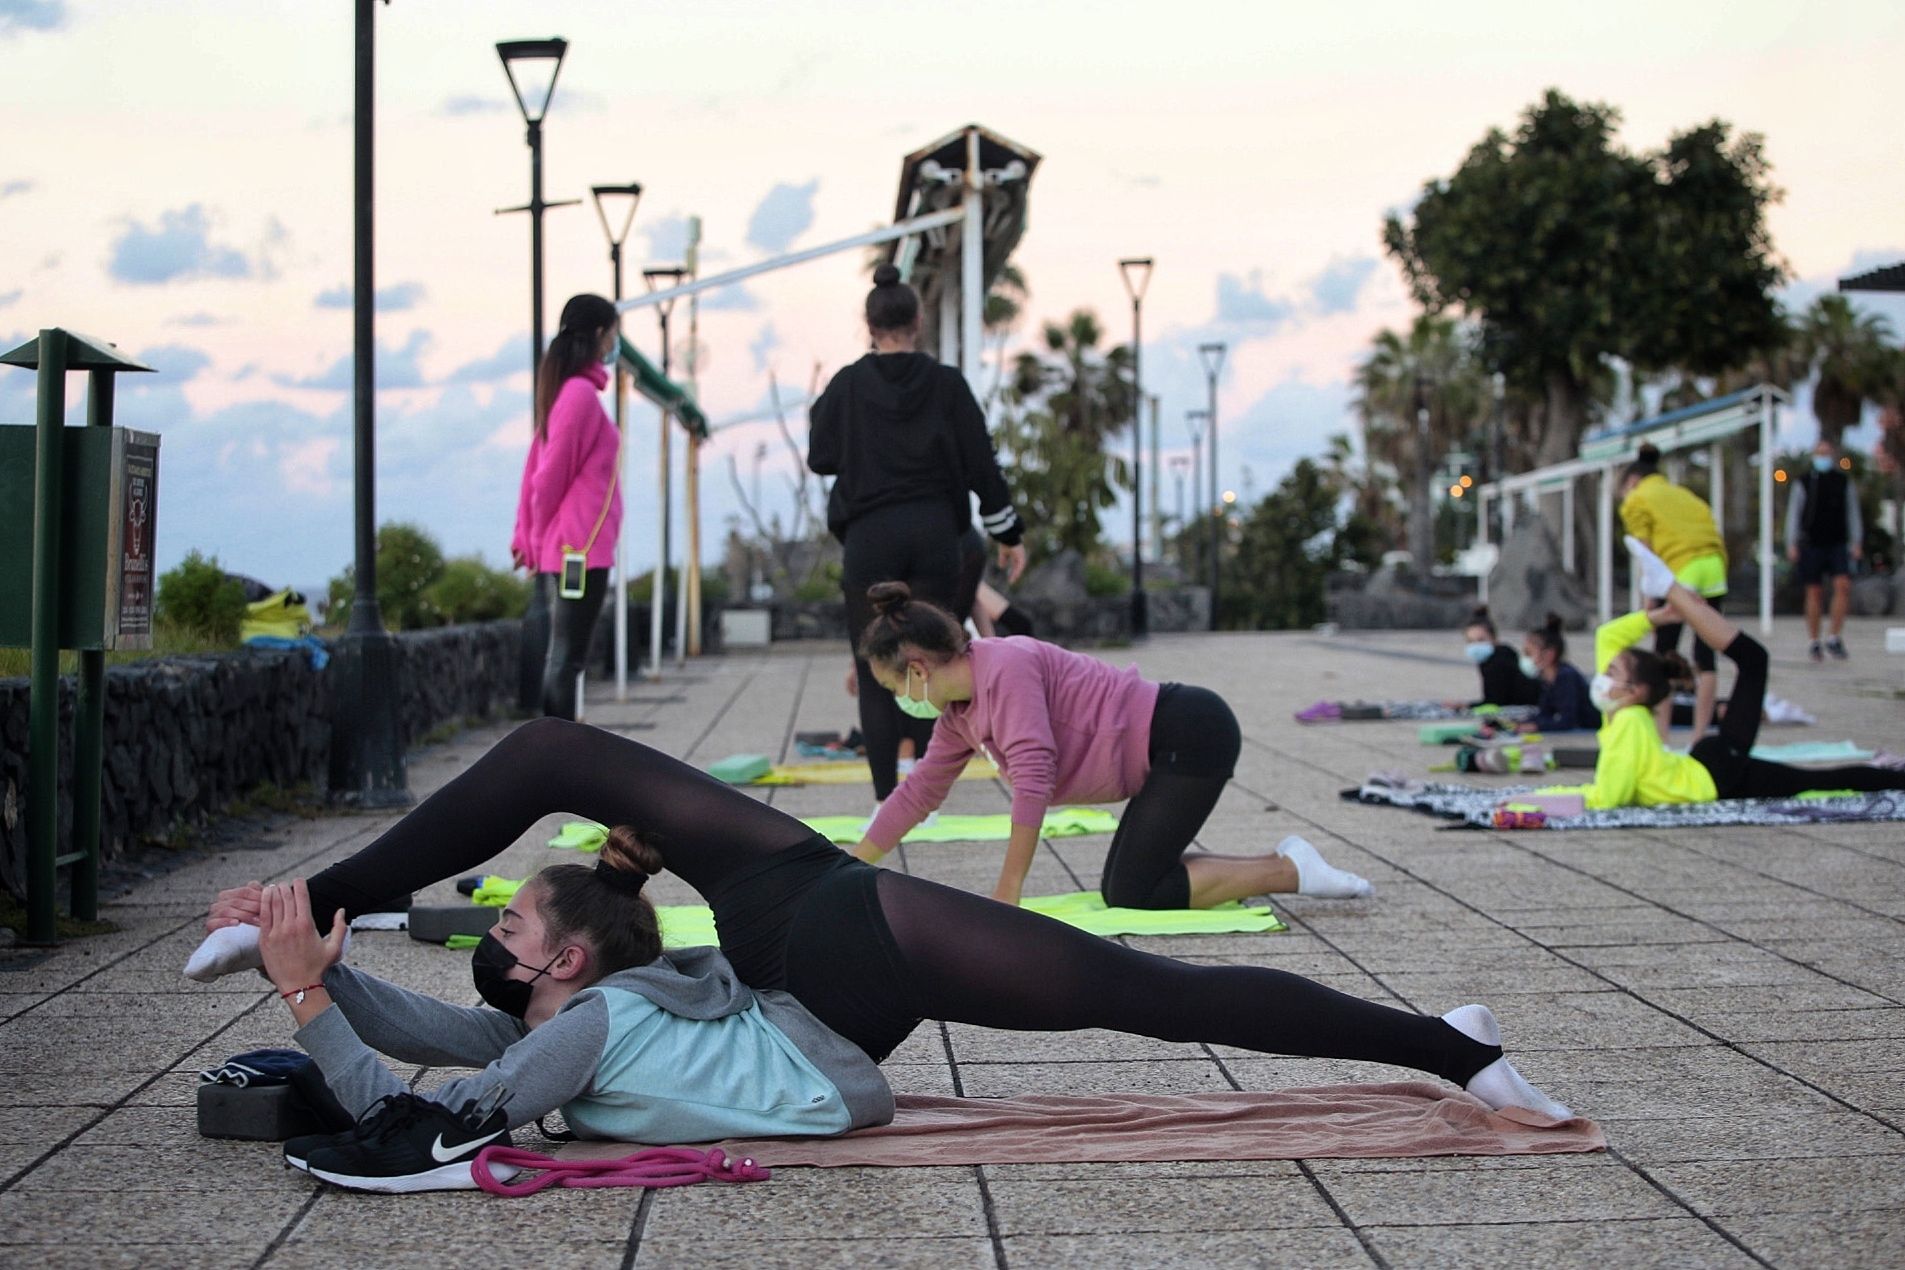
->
[1354, 315, 1487, 570]
[1793, 294, 1895, 445]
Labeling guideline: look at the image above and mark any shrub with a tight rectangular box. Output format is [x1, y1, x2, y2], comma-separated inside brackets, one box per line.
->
[425, 556, 531, 624]
[156, 550, 248, 645]
[326, 522, 447, 630]
[1083, 559, 1129, 598]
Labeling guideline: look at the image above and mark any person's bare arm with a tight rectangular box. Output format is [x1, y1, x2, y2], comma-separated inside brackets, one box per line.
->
[991, 820, 1043, 906]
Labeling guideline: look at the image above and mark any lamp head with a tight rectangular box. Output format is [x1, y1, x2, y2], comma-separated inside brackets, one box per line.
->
[590, 182, 644, 249]
[1197, 342, 1227, 377]
[1118, 257, 1154, 303]
[496, 38, 568, 125]
[643, 266, 689, 320]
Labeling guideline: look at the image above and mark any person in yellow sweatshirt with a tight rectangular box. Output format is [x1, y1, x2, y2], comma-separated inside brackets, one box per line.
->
[1521, 536, 1905, 812]
[1618, 444, 1726, 740]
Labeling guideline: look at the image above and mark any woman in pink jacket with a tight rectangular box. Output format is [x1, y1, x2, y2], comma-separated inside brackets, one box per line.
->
[512, 294, 623, 721]
[851, 583, 1373, 909]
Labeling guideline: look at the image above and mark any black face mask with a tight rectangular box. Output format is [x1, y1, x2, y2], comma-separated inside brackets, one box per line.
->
[470, 931, 559, 1018]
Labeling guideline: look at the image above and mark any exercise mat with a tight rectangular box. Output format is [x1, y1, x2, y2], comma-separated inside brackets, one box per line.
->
[557, 1083, 1601, 1166]
[803, 807, 1119, 845]
[1344, 774, 1905, 830]
[655, 890, 1285, 946]
[746, 757, 1000, 786]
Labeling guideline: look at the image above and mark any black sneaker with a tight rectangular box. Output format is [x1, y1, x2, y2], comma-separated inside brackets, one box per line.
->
[1825, 637, 1848, 661]
[301, 1092, 516, 1193]
[1809, 641, 1824, 663]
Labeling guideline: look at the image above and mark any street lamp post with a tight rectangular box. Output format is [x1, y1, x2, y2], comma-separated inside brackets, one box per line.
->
[495, 38, 579, 377]
[330, 0, 408, 808]
[641, 266, 687, 681]
[1197, 342, 1226, 630]
[1169, 454, 1190, 540]
[590, 182, 641, 701]
[1118, 257, 1153, 637]
[1185, 408, 1207, 576]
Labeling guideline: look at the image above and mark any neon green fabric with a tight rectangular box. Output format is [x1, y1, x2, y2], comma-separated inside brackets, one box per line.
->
[654, 891, 1284, 947]
[473, 876, 527, 907]
[548, 821, 609, 852]
[1674, 553, 1728, 598]
[239, 589, 313, 642]
[802, 807, 1119, 845]
[444, 934, 483, 950]
[750, 757, 1000, 787]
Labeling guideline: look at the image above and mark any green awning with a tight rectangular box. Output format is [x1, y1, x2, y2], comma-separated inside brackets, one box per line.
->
[617, 335, 707, 438]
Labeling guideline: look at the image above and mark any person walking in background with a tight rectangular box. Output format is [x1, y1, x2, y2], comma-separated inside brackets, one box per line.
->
[808, 264, 1027, 809]
[512, 293, 623, 722]
[1786, 438, 1863, 663]
[1618, 443, 1727, 740]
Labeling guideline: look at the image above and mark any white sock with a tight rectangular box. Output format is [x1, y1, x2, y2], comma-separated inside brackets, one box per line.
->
[1624, 535, 1676, 600]
[1441, 1004, 1573, 1120]
[184, 923, 264, 983]
[896, 758, 916, 778]
[1276, 835, 1373, 898]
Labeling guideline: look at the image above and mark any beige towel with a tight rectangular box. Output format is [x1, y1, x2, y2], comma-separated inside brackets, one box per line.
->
[557, 1082, 1603, 1167]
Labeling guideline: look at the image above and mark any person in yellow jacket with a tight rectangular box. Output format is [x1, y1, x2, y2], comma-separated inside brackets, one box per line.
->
[1618, 444, 1727, 740]
[1522, 536, 1905, 812]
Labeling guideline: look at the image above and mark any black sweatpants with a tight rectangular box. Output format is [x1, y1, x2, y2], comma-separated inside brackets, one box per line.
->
[1098, 684, 1241, 909]
[842, 501, 963, 799]
[1691, 632, 1905, 799]
[302, 719, 1499, 1083]
[523, 569, 610, 722]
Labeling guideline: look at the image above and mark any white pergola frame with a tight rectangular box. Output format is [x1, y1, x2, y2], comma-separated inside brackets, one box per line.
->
[1476, 384, 1789, 634]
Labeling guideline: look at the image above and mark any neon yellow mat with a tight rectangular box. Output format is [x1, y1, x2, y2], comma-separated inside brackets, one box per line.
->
[803, 807, 1120, 845]
[655, 891, 1284, 946]
[750, 757, 1000, 786]
[476, 876, 1283, 942]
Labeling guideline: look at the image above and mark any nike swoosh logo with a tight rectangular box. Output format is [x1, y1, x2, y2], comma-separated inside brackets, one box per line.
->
[430, 1128, 505, 1164]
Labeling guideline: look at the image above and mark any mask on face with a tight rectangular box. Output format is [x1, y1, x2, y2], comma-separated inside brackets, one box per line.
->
[470, 931, 559, 1018]
[601, 338, 620, 370]
[1812, 455, 1833, 473]
[893, 664, 941, 720]
[1518, 654, 1540, 680]
[1464, 641, 1495, 664]
[1588, 673, 1620, 715]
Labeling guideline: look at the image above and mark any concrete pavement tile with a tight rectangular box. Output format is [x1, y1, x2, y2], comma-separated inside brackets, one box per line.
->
[0, 994, 48, 1020]
[1648, 1155, 1905, 1217]
[986, 1174, 1338, 1235]
[633, 1236, 996, 1268]
[271, 1241, 628, 1270]
[981, 1159, 1305, 1182]
[1794, 1070, 1905, 1108]
[641, 1170, 989, 1239]
[1312, 1161, 1681, 1225]
[0, 1189, 309, 1244]
[1373, 966, 1611, 999]
[1362, 1218, 1756, 1269]
[1449, 992, 1705, 1051]
[998, 1228, 1369, 1267]
[1641, 983, 1895, 1017]
[1719, 1209, 1905, 1270]
[1599, 1112, 1905, 1164]
[70, 1104, 200, 1144]
[0, 1068, 175, 1107]
[1586, 956, 1834, 992]
[882, 1063, 960, 1097]
[1676, 1007, 1905, 1042]
[1737, 1038, 1905, 1076]
[0, 1245, 254, 1270]
[954, 1059, 1234, 1098]
[12, 1140, 289, 1191]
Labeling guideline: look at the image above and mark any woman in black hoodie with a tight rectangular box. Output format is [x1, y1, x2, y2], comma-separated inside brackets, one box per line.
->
[809, 265, 1027, 803]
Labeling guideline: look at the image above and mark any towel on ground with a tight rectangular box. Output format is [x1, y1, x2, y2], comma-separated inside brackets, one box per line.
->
[656, 891, 1286, 946]
[1344, 774, 1905, 830]
[748, 757, 1001, 786]
[803, 807, 1119, 845]
[555, 1084, 1602, 1166]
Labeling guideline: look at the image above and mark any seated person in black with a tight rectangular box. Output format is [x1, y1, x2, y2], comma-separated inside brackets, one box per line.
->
[1460, 606, 1540, 709]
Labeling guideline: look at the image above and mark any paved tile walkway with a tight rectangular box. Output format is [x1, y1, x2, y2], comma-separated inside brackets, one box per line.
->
[2, 617, 1902, 1267]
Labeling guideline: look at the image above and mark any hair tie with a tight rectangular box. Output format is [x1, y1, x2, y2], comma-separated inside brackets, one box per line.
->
[595, 860, 648, 894]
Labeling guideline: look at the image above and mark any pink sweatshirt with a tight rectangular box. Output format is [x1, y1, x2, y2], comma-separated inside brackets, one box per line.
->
[512, 363, 622, 572]
[864, 637, 1161, 851]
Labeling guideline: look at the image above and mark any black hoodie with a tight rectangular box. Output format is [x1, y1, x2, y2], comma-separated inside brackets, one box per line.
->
[808, 351, 1023, 545]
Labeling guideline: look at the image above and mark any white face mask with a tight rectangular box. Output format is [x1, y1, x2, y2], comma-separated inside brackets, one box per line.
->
[1464, 641, 1495, 664]
[1588, 673, 1619, 715]
[1518, 654, 1540, 680]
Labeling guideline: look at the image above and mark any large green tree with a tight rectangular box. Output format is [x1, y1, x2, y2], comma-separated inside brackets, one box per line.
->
[1353, 315, 1488, 569]
[1223, 459, 1358, 630]
[1793, 293, 1896, 445]
[997, 310, 1136, 559]
[1384, 89, 1785, 469]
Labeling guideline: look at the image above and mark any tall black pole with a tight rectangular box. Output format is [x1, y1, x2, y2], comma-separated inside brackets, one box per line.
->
[1129, 293, 1147, 637]
[1206, 365, 1220, 630]
[528, 118, 546, 376]
[331, 0, 407, 806]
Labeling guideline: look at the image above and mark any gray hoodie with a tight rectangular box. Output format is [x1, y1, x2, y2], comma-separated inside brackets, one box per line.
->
[297, 946, 893, 1142]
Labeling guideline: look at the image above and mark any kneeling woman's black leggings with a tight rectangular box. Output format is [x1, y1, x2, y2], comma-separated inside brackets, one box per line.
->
[302, 719, 1499, 1084]
[1098, 684, 1240, 909]
[1691, 633, 1905, 799]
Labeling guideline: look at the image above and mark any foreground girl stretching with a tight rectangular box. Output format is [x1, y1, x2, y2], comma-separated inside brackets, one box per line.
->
[189, 721, 1574, 1139]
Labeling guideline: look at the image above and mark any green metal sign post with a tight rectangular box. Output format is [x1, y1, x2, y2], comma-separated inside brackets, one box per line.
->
[0, 329, 155, 943]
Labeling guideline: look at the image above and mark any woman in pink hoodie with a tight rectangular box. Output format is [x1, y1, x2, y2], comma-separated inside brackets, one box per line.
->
[851, 584, 1374, 909]
[512, 294, 623, 721]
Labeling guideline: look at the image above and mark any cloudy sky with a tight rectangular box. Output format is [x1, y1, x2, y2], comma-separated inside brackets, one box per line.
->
[4, 0, 1903, 591]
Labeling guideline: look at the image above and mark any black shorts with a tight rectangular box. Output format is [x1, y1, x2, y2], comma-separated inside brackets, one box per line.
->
[1797, 544, 1850, 586]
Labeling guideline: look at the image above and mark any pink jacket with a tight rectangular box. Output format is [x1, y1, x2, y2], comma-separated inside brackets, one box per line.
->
[512, 363, 622, 572]
[865, 637, 1161, 851]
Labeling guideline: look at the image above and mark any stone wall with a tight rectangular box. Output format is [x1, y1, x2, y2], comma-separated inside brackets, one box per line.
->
[0, 620, 523, 895]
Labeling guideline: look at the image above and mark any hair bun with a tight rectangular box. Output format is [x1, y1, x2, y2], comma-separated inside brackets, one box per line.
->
[867, 580, 912, 616]
[600, 824, 665, 884]
[1636, 442, 1661, 462]
[872, 264, 902, 287]
[1543, 611, 1564, 632]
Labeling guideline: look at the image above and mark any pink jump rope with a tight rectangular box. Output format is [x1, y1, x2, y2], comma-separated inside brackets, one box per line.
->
[471, 1144, 771, 1196]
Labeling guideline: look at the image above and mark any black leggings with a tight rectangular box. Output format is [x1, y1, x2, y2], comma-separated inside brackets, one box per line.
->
[1098, 684, 1240, 909]
[1691, 633, 1905, 799]
[1654, 618, 1718, 675]
[842, 501, 963, 800]
[303, 719, 1498, 1084]
[522, 569, 611, 722]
